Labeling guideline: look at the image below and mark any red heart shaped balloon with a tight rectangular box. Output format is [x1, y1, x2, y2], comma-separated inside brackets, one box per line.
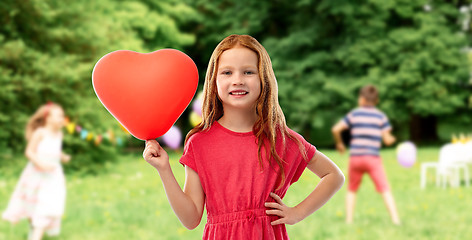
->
[92, 49, 198, 140]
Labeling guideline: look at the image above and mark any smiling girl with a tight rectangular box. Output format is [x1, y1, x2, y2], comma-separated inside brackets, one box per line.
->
[143, 34, 344, 239]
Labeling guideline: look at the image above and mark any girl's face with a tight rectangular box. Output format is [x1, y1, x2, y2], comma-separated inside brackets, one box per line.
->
[216, 47, 261, 112]
[46, 107, 65, 129]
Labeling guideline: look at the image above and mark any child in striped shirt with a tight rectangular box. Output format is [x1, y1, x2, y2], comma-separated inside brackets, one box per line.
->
[332, 85, 400, 225]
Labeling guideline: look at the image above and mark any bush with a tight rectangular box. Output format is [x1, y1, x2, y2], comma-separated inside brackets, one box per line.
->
[62, 133, 121, 175]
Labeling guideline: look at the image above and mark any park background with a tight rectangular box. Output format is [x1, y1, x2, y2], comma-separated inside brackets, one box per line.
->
[1, 0, 471, 239]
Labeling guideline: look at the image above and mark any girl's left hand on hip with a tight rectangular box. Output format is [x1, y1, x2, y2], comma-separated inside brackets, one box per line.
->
[265, 192, 303, 225]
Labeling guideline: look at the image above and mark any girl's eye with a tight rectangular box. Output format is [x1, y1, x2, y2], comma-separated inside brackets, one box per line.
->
[222, 71, 232, 75]
[244, 71, 255, 75]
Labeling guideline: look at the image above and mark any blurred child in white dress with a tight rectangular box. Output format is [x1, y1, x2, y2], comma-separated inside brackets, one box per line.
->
[2, 102, 71, 240]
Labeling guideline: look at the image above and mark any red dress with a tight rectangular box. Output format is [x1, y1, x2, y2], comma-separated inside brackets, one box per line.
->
[180, 122, 316, 239]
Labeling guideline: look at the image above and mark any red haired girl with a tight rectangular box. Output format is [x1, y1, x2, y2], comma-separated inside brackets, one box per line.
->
[143, 35, 344, 239]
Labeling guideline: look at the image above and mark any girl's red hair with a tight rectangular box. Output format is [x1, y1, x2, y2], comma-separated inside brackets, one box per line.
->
[25, 102, 62, 141]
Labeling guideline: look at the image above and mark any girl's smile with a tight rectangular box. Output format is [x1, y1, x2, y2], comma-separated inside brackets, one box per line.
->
[229, 89, 249, 97]
[229, 90, 248, 95]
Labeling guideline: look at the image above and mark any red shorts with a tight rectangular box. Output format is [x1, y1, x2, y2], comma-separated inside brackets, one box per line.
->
[348, 155, 389, 193]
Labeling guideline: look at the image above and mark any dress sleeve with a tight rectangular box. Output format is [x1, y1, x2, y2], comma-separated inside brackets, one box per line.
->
[179, 137, 198, 173]
[289, 131, 317, 185]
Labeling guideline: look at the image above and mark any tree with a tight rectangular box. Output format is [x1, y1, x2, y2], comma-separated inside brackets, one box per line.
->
[261, 0, 471, 144]
[0, 0, 197, 169]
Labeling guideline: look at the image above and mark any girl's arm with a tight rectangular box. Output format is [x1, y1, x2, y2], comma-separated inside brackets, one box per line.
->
[265, 151, 344, 225]
[25, 129, 54, 171]
[61, 152, 71, 163]
[143, 140, 205, 230]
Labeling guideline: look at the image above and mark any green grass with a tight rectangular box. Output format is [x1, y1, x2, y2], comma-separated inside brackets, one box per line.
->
[1, 147, 471, 239]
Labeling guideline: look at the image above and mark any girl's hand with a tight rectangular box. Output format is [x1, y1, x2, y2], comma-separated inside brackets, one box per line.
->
[265, 192, 303, 225]
[61, 153, 71, 163]
[143, 140, 169, 171]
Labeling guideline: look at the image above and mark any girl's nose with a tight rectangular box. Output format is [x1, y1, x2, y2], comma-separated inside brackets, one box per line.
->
[231, 72, 244, 85]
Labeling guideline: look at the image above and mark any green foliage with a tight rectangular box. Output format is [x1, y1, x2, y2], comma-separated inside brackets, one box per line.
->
[62, 133, 119, 175]
[182, 0, 272, 80]
[0, 0, 197, 169]
[1, 0, 470, 160]
[262, 0, 471, 143]
[181, 0, 471, 145]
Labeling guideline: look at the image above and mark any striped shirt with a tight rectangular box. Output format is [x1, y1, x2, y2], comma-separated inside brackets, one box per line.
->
[342, 107, 391, 156]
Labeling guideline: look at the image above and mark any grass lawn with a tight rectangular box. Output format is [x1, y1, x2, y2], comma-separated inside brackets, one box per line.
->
[1, 147, 471, 239]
